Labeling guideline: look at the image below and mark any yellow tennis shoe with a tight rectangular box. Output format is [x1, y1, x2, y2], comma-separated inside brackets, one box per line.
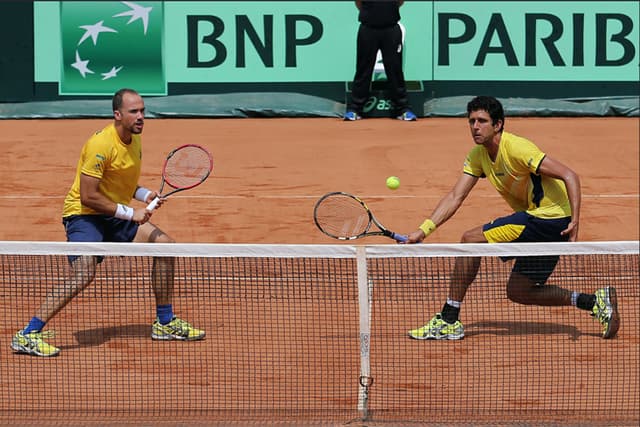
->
[408, 313, 464, 340]
[151, 317, 205, 341]
[11, 330, 60, 357]
[592, 287, 620, 339]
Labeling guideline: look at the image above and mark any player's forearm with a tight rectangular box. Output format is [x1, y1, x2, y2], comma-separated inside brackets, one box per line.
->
[415, 193, 463, 239]
[430, 192, 464, 227]
[564, 171, 581, 224]
[81, 193, 122, 217]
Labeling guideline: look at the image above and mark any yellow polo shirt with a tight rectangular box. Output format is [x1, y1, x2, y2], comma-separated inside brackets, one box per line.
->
[63, 124, 142, 217]
[463, 131, 571, 219]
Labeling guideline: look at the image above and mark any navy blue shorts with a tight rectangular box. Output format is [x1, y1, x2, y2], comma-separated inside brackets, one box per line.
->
[62, 215, 139, 263]
[482, 211, 571, 284]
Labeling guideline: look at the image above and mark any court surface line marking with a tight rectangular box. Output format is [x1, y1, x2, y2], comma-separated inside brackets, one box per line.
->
[0, 194, 638, 199]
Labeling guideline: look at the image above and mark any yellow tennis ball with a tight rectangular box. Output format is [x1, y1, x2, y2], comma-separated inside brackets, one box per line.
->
[386, 176, 400, 190]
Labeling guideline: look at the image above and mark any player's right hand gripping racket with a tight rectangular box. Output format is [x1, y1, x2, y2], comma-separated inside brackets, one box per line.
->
[146, 144, 213, 211]
[313, 192, 407, 242]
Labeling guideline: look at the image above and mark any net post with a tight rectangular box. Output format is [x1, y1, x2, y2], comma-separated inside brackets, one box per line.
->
[356, 246, 372, 420]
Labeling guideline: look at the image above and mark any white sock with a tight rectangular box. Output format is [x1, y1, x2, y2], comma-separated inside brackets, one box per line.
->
[570, 291, 578, 306]
[446, 298, 461, 308]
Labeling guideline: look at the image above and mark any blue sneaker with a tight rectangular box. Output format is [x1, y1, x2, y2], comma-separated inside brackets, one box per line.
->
[343, 110, 362, 121]
[397, 110, 417, 121]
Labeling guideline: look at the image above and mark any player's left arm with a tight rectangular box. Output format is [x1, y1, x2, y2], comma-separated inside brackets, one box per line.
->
[80, 174, 151, 224]
[536, 156, 581, 241]
[132, 185, 165, 208]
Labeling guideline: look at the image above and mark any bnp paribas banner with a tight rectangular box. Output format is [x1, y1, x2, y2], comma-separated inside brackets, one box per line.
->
[34, 1, 638, 96]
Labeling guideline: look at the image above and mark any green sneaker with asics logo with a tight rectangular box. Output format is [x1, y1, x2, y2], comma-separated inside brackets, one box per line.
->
[408, 313, 464, 340]
[592, 287, 620, 339]
[11, 330, 60, 357]
[151, 317, 205, 341]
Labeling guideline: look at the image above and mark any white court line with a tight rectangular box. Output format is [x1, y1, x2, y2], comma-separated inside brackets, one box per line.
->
[0, 194, 638, 199]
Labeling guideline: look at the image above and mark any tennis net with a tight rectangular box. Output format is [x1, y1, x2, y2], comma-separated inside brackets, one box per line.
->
[0, 241, 638, 426]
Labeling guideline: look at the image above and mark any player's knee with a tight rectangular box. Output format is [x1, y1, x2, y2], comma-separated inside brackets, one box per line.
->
[460, 229, 479, 243]
[157, 234, 175, 244]
[149, 227, 175, 244]
[506, 285, 526, 304]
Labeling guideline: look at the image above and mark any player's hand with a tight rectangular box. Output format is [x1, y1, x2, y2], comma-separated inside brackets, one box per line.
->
[406, 229, 426, 244]
[141, 191, 157, 204]
[153, 195, 167, 209]
[143, 192, 167, 211]
[132, 207, 152, 224]
[561, 221, 579, 242]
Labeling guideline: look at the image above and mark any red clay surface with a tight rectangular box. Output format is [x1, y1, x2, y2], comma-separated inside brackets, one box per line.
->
[0, 117, 638, 426]
[0, 117, 637, 243]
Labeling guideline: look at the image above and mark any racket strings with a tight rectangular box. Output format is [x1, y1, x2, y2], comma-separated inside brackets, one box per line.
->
[164, 146, 212, 189]
[315, 196, 370, 238]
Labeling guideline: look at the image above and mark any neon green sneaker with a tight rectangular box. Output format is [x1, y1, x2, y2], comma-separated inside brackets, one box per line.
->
[151, 317, 205, 341]
[408, 313, 464, 340]
[11, 330, 60, 357]
[592, 287, 620, 339]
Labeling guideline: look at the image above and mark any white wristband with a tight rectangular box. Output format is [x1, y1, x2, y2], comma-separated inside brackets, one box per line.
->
[114, 203, 134, 221]
[134, 187, 153, 203]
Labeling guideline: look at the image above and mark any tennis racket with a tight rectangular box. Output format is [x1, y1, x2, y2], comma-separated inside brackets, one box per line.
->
[313, 192, 407, 242]
[146, 144, 213, 211]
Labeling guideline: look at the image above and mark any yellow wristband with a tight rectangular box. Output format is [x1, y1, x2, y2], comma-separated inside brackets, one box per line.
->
[419, 219, 436, 237]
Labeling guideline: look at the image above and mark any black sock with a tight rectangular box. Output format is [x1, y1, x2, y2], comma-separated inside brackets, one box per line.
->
[441, 303, 460, 324]
[577, 293, 596, 311]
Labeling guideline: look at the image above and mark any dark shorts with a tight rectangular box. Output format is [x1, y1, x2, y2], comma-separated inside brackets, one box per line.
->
[62, 215, 139, 263]
[482, 211, 571, 284]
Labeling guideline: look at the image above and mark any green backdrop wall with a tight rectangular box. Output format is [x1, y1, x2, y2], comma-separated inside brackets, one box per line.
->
[0, 1, 638, 105]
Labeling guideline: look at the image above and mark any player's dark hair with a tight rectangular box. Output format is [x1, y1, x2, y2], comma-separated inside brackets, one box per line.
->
[467, 96, 505, 131]
[112, 88, 139, 112]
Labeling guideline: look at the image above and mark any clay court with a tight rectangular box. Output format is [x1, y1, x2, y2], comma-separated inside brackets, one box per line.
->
[0, 117, 638, 243]
[0, 116, 638, 426]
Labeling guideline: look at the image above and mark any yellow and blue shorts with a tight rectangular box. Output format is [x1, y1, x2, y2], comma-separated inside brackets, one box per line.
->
[62, 214, 139, 263]
[483, 211, 571, 284]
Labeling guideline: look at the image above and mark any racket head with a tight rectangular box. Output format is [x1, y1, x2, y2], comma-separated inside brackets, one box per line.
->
[161, 144, 213, 191]
[313, 192, 375, 240]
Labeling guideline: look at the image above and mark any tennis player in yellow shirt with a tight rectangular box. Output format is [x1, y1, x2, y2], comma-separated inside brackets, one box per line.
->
[11, 88, 205, 357]
[406, 95, 619, 340]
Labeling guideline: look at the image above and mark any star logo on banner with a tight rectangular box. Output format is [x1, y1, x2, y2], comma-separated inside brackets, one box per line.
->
[78, 20, 118, 46]
[69, 1, 153, 80]
[71, 50, 94, 78]
[101, 66, 123, 80]
[113, 1, 153, 34]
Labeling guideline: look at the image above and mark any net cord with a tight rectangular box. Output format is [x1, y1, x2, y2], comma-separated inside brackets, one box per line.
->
[0, 241, 636, 258]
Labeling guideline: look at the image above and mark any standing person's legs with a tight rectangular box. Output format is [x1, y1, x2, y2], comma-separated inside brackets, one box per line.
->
[487, 212, 574, 305]
[347, 25, 380, 116]
[494, 214, 620, 338]
[408, 225, 486, 340]
[134, 221, 175, 306]
[379, 24, 410, 115]
[135, 222, 205, 341]
[11, 215, 108, 357]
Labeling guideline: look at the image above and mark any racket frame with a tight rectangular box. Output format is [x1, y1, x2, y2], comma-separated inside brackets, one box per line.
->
[313, 192, 407, 242]
[146, 144, 213, 211]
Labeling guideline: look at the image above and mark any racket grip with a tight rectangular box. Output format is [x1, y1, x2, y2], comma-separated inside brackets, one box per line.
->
[392, 233, 408, 243]
[146, 196, 160, 211]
